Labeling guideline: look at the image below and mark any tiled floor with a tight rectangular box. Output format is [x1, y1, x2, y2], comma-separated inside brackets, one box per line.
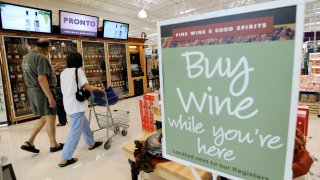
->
[0, 96, 319, 180]
[0, 96, 152, 180]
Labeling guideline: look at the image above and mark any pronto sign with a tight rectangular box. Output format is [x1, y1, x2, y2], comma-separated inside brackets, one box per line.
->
[59, 10, 98, 37]
[158, 1, 304, 180]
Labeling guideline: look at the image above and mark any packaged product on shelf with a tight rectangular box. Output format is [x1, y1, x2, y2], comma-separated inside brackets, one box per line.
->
[82, 41, 106, 87]
[108, 43, 129, 96]
[50, 39, 77, 74]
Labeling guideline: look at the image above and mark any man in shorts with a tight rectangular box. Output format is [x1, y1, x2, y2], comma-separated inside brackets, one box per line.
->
[21, 38, 64, 153]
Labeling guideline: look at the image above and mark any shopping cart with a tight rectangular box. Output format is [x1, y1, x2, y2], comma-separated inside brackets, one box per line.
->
[89, 87, 129, 150]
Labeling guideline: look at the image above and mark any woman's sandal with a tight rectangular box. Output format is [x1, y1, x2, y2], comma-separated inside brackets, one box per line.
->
[88, 141, 103, 150]
[50, 143, 64, 152]
[58, 158, 78, 168]
[21, 142, 40, 153]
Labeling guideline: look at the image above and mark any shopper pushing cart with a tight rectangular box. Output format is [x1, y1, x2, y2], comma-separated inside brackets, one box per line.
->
[58, 52, 103, 168]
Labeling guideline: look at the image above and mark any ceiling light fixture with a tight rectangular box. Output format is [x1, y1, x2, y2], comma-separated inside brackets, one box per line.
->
[138, 9, 147, 18]
[134, 0, 151, 19]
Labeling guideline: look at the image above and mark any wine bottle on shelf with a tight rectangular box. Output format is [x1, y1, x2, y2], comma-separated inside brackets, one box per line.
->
[13, 44, 18, 54]
[7, 43, 13, 54]
[16, 65, 21, 72]
[9, 64, 13, 73]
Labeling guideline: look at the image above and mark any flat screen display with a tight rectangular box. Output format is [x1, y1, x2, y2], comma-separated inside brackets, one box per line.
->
[103, 20, 129, 40]
[0, 2, 52, 33]
[60, 10, 98, 37]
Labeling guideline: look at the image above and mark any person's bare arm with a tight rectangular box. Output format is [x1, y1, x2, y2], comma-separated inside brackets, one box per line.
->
[83, 83, 101, 93]
[38, 74, 56, 108]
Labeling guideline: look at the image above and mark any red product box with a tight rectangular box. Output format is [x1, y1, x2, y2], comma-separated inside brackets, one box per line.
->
[139, 100, 147, 130]
[297, 106, 309, 137]
[139, 99, 156, 132]
[149, 114, 154, 131]
[143, 93, 160, 102]
[139, 100, 143, 115]
[297, 113, 307, 136]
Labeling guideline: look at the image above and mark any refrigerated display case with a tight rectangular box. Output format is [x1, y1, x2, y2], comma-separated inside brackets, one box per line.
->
[49, 39, 78, 74]
[0, 53, 8, 126]
[107, 43, 129, 97]
[2, 36, 38, 121]
[81, 41, 107, 87]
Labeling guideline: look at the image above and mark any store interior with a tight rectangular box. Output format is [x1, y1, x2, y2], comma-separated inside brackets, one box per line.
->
[0, 0, 320, 180]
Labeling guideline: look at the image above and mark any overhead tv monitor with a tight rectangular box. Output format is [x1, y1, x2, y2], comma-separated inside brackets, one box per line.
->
[103, 20, 129, 40]
[0, 2, 52, 33]
[60, 10, 98, 37]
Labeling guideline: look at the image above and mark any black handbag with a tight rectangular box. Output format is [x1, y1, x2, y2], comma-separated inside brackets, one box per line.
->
[75, 68, 90, 102]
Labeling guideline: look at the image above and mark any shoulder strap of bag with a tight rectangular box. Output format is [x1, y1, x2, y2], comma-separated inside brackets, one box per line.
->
[75, 68, 80, 91]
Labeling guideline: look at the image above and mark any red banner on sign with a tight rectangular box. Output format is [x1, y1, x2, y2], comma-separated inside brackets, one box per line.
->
[172, 16, 274, 41]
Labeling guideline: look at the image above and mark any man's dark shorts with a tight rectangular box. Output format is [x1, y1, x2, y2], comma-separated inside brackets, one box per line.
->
[27, 87, 57, 116]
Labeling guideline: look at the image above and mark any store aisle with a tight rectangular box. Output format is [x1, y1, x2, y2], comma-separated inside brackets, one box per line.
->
[306, 115, 320, 179]
[0, 96, 163, 180]
[1, 96, 320, 180]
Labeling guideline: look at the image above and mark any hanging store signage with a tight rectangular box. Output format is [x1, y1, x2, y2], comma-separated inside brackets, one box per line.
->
[159, 1, 304, 179]
[59, 10, 98, 37]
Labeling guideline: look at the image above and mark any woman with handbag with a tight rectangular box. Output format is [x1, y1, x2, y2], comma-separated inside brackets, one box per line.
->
[58, 51, 103, 167]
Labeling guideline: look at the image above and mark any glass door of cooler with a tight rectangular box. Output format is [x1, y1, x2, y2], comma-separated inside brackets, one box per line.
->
[0, 53, 8, 125]
[81, 41, 107, 87]
[3, 36, 38, 119]
[107, 43, 129, 97]
[49, 39, 78, 73]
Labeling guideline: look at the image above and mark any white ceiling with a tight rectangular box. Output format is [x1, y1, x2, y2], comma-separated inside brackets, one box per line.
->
[3, 0, 320, 41]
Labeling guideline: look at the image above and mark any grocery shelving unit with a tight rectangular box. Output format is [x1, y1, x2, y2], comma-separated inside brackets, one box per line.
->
[0, 52, 8, 126]
[49, 38, 78, 74]
[300, 52, 320, 116]
[107, 42, 130, 97]
[81, 41, 107, 87]
[1, 36, 39, 123]
[0, 31, 147, 124]
[309, 52, 320, 76]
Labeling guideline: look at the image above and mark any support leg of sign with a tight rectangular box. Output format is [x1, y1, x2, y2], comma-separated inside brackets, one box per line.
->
[187, 166, 201, 180]
[212, 174, 218, 180]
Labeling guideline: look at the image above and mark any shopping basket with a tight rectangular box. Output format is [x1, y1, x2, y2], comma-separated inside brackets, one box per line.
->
[89, 87, 129, 150]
